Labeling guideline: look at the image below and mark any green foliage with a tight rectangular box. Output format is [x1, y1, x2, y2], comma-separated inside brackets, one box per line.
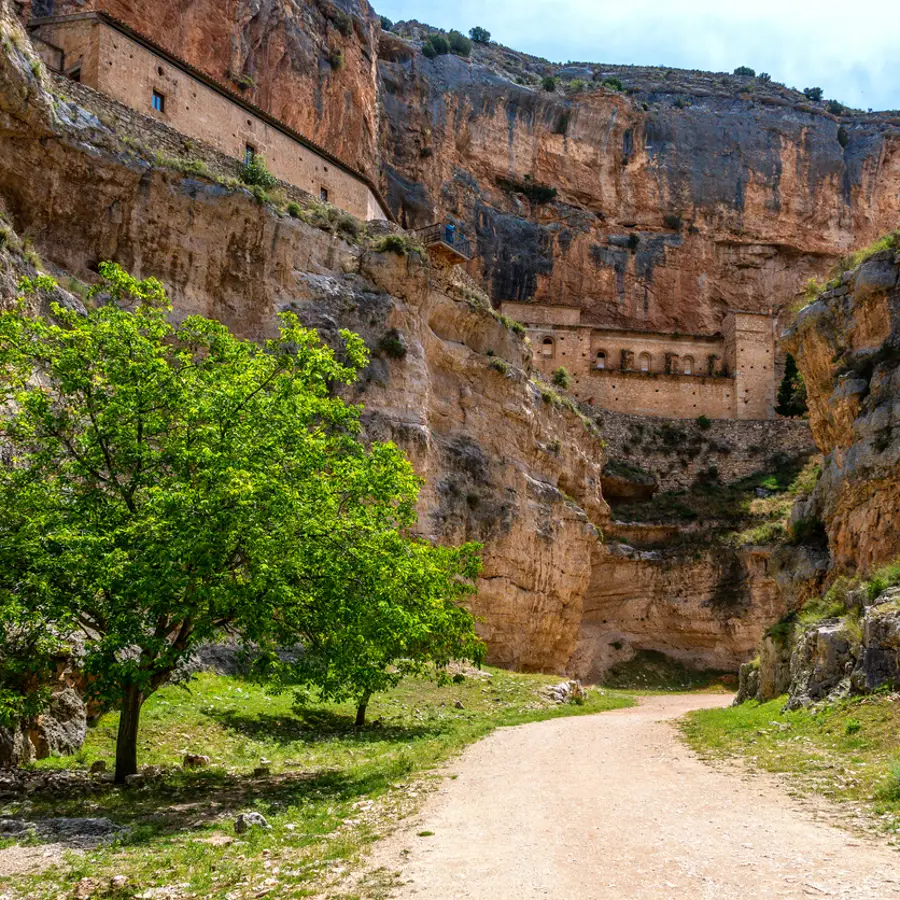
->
[757, 72, 772, 83]
[826, 99, 845, 115]
[733, 66, 755, 77]
[865, 559, 900, 603]
[803, 86, 824, 102]
[837, 125, 850, 148]
[287, 201, 302, 218]
[380, 15, 393, 31]
[567, 78, 586, 94]
[663, 212, 682, 230]
[846, 229, 900, 271]
[448, 30, 472, 57]
[469, 26, 491, 44]
[542, 75, 558, 92]
[0, 263, 479, 775]
[776, 353, 808, 417]
[497, 175, 557, 205]
[489, 357, 510, 375]
[552, 366, 571, 389]
[240, 154, 278, 189]
[423, 33, 450, 58]
[378, 328, 407, 360]
[371, 232, 424, 257]
[673, 97, 690, 109]
[327, 46, 345, 70]
[695, 414, 712, 430]
[495, 313, 526, 335]
[789, 515, 827, 546]
[601, 76, 623, 91]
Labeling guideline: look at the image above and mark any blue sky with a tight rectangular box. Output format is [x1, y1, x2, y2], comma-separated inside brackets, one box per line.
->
[374, 0, 899, 112]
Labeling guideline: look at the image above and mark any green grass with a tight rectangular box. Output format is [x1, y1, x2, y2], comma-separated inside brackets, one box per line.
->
[682, 694, 900, 834]
[7, 671, 633, 899]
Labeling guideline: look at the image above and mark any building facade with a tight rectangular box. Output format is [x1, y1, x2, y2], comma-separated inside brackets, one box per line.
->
[29, 12, 392, 223]
[501, 302, 777, 420]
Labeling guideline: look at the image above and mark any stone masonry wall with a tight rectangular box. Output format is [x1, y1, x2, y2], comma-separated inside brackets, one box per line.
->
[33, 15, 387, 220]
[594, 407, 816, 493]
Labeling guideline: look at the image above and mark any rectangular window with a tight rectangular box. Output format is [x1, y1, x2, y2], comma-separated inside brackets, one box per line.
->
[320, 187, 329, 203]
[244, 145, 256, 166]
[151, 90, 165, 113]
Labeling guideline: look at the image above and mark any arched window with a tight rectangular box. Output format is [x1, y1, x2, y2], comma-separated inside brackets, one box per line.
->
[639, 352, 652, 373]
[540, 337, 555, 359]
[595, 350, 607, 370]
[683, 356, 694, 376]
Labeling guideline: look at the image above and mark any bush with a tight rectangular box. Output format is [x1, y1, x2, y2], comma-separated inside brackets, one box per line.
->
[789, 516, 827, 547]
[489, 357, 510, 375]
[378, 328, 407, 360]
[372, 232, 424, 257]
[567, 78, 586, 94]
[837, 126, 850, 148]
[663, 213, 682, 230]
[469, 26, 491, 44]
[601, 76, 623, 91]
[757, 72, 771, 83]
[448, 30, 472, 57]
[240, 154, 278, 189]
[826, 99, 845, 115]
[803, 86, 823, 102]
[733, 66, 755, 77]
[542, 75, 558, 92]
[287, 202, 302, 218]
[427, 34, 450, 55]
[696, 415, 712, 430]
[380, 15, 393, 31]
[327, 47, 344, 70]
[552, 366, 571, 389]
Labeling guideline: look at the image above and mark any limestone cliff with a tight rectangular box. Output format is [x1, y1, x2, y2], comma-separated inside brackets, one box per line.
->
[0, 16, 799, 679]
[35, 2, 900, 343]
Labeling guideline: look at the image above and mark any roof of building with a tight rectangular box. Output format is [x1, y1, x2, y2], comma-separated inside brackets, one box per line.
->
[28, 10, 396, 223]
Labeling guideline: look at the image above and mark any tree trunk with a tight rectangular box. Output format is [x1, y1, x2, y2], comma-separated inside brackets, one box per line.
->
[355, 691, 371, 728]
[115, 684, 144, 784]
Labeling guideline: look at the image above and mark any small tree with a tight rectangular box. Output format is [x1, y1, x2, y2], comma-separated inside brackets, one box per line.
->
[552, 366, 571, 389]
[757, 72, 771, 83]
[380, 15, 393, 31]
[733, 66, 755, 77]
[0, 265, 481, 778]
[776, 353, 808, 417]
[469, 26, 491, 44]
[542, 75, 558, 92]
[240, 153, 277, 189]
[803, 86, 823, 102]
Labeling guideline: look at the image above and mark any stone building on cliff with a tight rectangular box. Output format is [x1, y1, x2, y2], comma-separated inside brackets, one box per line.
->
[27, 11, 393, 222]
[502, 302, 777, 420]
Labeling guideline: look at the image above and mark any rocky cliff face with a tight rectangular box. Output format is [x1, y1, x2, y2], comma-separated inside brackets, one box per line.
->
[738, 245, 900, 706]
[0, 14, 799, 681]
[37, 3, 900, 341]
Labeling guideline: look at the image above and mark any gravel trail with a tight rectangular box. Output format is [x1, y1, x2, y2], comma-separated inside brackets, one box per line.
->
[368, 693, 900, 899]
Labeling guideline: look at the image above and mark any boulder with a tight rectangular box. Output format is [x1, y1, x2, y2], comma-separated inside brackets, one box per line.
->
[785, 621, 856, 709]
[234, 812, 270, 834]
[851, 600, 900, 693]
[733, 661, 759, 705]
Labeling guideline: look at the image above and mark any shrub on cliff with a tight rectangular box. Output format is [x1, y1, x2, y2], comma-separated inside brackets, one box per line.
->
[803, 86, 824, 102]
[380, 15, 393, 31]
[733, 66, 755, 77]
[469, 26, 491, 44]
[423, 34, 450, 58]
[552, 366, 572, 389]
[542, 75, 558, 92]
[757, 72, 772, 83]
[240, 153, 277, 190]
[448, 30, 472, 57]
[0, 264, 482, 778]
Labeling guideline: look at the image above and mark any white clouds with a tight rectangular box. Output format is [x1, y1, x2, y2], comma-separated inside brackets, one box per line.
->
[377, 0, 899, 110]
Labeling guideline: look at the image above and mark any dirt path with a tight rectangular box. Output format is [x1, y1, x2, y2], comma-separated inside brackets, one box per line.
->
[364, 694, 900, 900]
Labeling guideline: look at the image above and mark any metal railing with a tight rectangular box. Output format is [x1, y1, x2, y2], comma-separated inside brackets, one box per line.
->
[414, 223, 472, 260]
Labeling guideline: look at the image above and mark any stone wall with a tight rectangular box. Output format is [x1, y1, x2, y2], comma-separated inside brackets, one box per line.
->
[593, 406, 816, 493]
[32, 14, 388, 221]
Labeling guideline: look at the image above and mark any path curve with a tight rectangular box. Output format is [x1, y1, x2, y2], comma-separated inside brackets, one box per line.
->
[367, 694, 900, 899]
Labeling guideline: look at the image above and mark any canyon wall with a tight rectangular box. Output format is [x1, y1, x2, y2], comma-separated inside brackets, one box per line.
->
[0, 16, 797, 677]
[35, 2, 900, 342]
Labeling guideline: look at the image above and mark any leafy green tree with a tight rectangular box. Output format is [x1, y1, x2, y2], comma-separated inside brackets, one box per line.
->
[379, 15, 393, 31]
[448, 30, 473, 57]
[542, 75, 558, 92]
[0, 265, 481, 778]
[240, 153, 277, 189]
[469, 26, 491, 44]
[803, 86, 823, 102]
[776, 353, 808, 417]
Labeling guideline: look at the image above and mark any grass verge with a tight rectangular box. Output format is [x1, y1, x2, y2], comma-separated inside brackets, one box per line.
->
[4, 670, 633, 899]
[681, 694, 900, 836]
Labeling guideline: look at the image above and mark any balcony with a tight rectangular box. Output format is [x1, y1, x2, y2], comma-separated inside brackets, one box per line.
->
[415, 223, 472, 264]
